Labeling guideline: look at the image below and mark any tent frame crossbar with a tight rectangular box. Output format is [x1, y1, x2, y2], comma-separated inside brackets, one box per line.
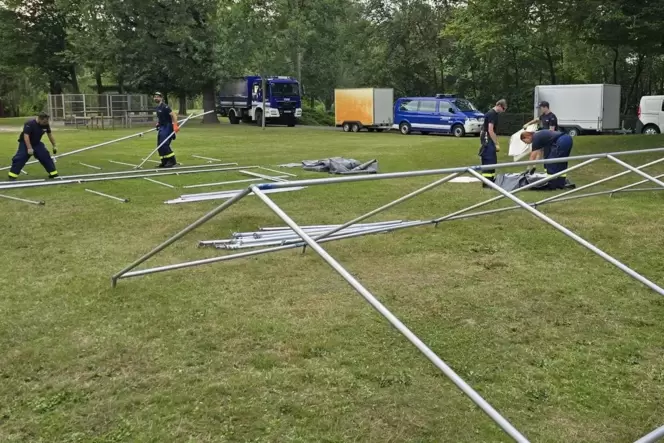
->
[111, 147, 664, 443]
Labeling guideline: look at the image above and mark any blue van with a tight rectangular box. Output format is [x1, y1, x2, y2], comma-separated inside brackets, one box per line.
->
[392, 94, 485, 137]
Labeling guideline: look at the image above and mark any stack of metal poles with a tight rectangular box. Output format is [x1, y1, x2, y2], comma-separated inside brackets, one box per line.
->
[199, 220, 418, 249]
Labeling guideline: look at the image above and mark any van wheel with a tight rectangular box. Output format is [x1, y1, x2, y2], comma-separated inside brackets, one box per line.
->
[452, 124, 465, 137]
[567, 127, 580, 137]
[399, 122, 411, 135]
[643, 124, 660, 135]
[342, 122, 352, 132]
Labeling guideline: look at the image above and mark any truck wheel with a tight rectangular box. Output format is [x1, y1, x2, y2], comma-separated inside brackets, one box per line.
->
[643, 124, 660, 135]
[351, 123, 360, 132]
[567, 127, 580, 137]
[342, 122, 351, 132]
[228, 110, 240, 125]
[255, 109, 263, 126]
[399, 122, 411, 135]
[452, 124, 465, 137]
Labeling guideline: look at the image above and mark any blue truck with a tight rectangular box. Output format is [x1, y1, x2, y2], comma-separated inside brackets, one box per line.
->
[217, 76, 302, 126]
[392, 94, 484, 137]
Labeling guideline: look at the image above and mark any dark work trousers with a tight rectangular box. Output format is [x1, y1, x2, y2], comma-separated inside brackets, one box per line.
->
[478, 139, 498, 181]
[544, 135, 573, 189]
[8, 142, 57, 179]
[157, 125, 177, 166]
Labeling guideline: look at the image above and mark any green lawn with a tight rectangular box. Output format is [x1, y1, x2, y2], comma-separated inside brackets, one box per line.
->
[1, 122, 664, 443]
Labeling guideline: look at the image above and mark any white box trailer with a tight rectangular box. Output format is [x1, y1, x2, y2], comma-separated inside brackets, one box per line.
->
[534, 84, 621, 136]
[335, 88, 394, 132]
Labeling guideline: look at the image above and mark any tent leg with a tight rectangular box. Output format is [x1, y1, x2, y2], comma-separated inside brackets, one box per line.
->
[249, 185, 530, 443]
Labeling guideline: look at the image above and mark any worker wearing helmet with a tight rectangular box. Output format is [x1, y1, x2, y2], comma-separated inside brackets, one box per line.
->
[520, 129, 572, 189]
[154, 92, 180, 168]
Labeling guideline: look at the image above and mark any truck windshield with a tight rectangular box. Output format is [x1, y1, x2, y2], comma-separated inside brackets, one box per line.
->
[454, 99, 477, 112]
[271, 82, 299, 97]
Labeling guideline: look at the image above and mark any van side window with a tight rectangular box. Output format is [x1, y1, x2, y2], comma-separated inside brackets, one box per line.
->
[419, 100, 437, 113]
[399, 100, 419, 112]
[439, 101, 454, 113]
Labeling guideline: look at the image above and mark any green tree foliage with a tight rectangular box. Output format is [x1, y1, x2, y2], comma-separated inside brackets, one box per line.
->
[1, 0, 663, 117]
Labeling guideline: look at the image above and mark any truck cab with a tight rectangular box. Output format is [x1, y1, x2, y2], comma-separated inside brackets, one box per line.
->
[636, 95, 664, 134]
[217, 76, 303, 126]
[392, 94, 484, 137]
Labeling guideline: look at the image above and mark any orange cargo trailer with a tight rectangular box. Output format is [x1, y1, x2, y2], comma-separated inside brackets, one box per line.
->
[334, 88, 394, 132]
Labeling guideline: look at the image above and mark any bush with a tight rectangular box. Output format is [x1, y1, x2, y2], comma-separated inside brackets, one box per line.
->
[299, 104, 334, 126]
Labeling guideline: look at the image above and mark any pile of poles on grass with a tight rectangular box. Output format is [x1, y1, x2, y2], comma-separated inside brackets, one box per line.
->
[0, 110, 303, 205]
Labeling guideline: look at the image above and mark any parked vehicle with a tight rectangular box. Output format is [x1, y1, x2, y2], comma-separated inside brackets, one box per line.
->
[217, 76, 302, 126]
[335, 88, 394, 132]
[636, 95, 663, 134]
[392, 94, 484, 137]
[533, 84, 621, 136]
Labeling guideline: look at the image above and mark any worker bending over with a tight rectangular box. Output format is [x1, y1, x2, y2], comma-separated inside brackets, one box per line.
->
[8, 112, 58, 181]
[479, 99, 507, 184]
[522, 101, 559, 169]
[154, 92, 180, 168]
[520, 130, 573, 189]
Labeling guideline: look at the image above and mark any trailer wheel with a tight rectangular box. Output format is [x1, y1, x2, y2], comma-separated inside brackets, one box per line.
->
[399, 122, 411, 135]
[228, 110, 240, 125]
[351, 123, 360, 132]
[566, 127, 581, 137]
[452, 124, 465, 137]
[342, 122, 352, 132]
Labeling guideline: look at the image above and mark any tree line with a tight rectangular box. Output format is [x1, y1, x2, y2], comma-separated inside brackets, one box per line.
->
[1, 0, 663, 122]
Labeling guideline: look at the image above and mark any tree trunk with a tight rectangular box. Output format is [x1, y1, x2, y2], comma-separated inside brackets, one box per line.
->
[202, 84, 220, 124]
[623, 55, 644, 114]
[612, 47, 619, 84]
[95, 71, 103, 94]
[544, 47, 556, 84]
[70, 65, 80, 94]
[178, 93, 187, 116]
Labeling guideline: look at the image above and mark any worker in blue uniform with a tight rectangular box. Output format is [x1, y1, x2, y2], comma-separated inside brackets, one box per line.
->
[522, 101, 559, 172]
[478, 99, 507, 185]
[154, 92, 180, 168]
[8, 112, 58, 181]
[520, 129, 573, 189]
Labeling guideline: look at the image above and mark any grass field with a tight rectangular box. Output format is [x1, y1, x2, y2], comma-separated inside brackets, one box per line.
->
[1, 119, 664, 443]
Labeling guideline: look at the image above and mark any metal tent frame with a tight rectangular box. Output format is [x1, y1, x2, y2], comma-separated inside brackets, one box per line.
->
[111, 146, 664, 443]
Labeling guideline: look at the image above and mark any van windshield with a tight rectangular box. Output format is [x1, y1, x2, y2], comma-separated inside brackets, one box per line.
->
[454, 99, 477, 112]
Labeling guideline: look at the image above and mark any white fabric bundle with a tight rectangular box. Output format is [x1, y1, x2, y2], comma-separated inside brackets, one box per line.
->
[509, 124, 538, 161]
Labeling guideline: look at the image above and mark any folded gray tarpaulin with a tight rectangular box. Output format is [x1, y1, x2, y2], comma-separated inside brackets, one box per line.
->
[301, 157, 379, 174]
[495, 171, 575, 192]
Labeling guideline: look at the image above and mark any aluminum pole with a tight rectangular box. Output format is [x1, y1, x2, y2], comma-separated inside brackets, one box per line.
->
[85, 189, 129, 203]
[134, 112, 196, 169]
[182, 177, 283, 189]
[606, 156, 664, 188]
[0, 166, 249, 189]
[433, 159, 598, 224]
[250, 185, 529, 443]
[143, 177, 175, 189]
[252, 147, 664, 191]
[0, 193, 45, 205]
[310, 173, 461, 245]
[79, 162, 102, 170]
[610, 173, 664, 196]
[259, 166, 297, 177]
[634, 424, 664, 443]
[111, 187, 252, 287]
[109, 160, 139, 168]
[467, 169, 664, 297]
[192, 155, 223, 163]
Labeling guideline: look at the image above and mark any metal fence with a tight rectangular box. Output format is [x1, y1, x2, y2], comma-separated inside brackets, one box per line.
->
[47, 94, 155, 128]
